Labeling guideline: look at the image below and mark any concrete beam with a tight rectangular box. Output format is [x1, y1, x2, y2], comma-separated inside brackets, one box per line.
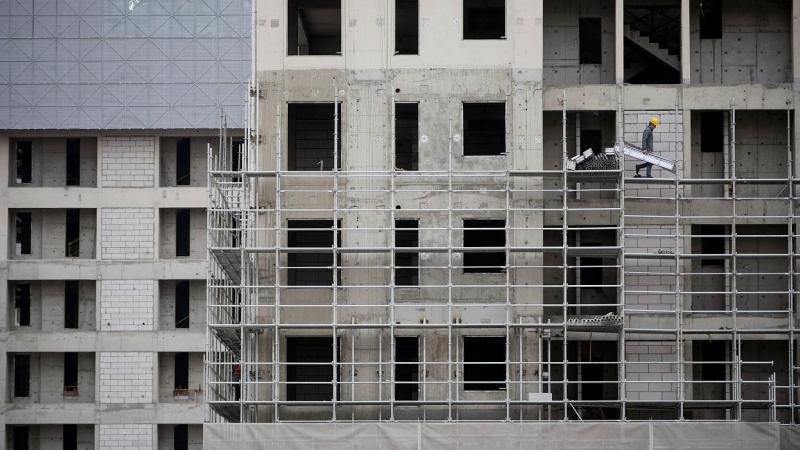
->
[4, 187, 207, 209]
[2, 403, 204, 425]
[7, 260, 206, 280]
[2, 331, 205, 353]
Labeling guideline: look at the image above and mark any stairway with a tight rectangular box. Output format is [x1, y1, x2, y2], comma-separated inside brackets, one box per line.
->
[623, 24, 679, 71]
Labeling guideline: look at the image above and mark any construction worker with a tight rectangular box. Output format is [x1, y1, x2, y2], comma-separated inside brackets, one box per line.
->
[634, 117, 659, 178]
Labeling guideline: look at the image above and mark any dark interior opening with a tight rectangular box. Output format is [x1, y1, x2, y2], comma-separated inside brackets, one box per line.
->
[395, 219, 419, 286]
[395, 0, 419, 54]
[463, 103, 505, 156]
[14, 284, 31, 327]
[64, 281, 79, 329]
[174, 424, 188, 450]
[66, 139, 80, 186]
[16, 141, 32, 184]
[177, 138, 191, 186]
[287, 337, 339, 401]
[288, 0, 342, 55]
[232, 139, 244, 173]
[175, 352, 189, 390]
[698, 225, 725, 266]
[395, 336, 419, 401]
[12, 426, 29, 450]
[464, 219, 505, 273]
[175, 281, 190, 329]
[288, 103, 341, 171]
[580, 257, 603, 290]
[66, 209, 80, 257]
[700, 111, 724, 153]
[463, 0, 505, 40]
[581, 129, 602, 156]
[64, 352, 78, 393]
[579, 18, 602, 64]
[623, 6, 681, 84]
[288, 220, 341, 286]
[463, 336, 505, 390]
[176, 209, 191, 257]
[63, 424, 78, 450]
[699, 0, 722, 40]
[14, 354, 31, 397]
[699, 341, 726, 381]
[395, 103, 419, 170]
[15, 212, 32, 255]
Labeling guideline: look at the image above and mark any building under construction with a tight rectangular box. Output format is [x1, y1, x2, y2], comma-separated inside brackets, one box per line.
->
[205, 0, 800, 448]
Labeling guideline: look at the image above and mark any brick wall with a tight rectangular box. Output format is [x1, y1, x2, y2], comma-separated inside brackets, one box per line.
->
[98, 424, 154, 450]
[101, 208, 154, 260]
[102, 136, 155, 187]
[626, 341, 679, 402]
[99, 352, 153, 404]
[623, 110, 683, 198]
[624, 226, 678, 311]
[101, 280, 154, 331]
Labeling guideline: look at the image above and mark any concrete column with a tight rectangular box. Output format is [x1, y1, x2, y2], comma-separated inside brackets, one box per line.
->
[681, 0, 690, 84]
[0, 136, 9, 260]
[615, 0, 624, 84]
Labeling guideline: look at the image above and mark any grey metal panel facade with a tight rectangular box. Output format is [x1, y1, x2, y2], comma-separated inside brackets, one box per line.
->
[0, 0, 251, 129]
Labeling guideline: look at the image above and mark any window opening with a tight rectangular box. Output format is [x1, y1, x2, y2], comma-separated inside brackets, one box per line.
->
[287, 337, 339, 401]
[63, 425, 78, 450]
[395, 103, 419, 170]
[699, 0, 722, 40]
[463, 103, 505, 156]
[14, 354, 31, 397]
[463, 219, 505, 273]
[581, 129, 602, 156]
[463, 0, 505, 40]
[12, 426, 29, 450]
[395, 0, 419, 54]
[65, 281, 79, 329]
[177, 138, 191, 186]
[176, 209, 191, 257]
[395, 220, 419, 286]
[288, 220, 341, 286]
[395, 336, 419, 400]
[66, 139, 80, 186]
[700, 111, 724, 153]
[463, 337, 505, 390]
[16, 212, 32, 255]
[16, 141, 32, 184]
[288, 103, 341, 171]
[288, 0, 342, 55]
[699, 225, 725, 266]
[64, 352, 78, 395]
[175, 352, 189, 390]
[579, 18, 602, 64]
[174, 425, 188, 450]
[14, 284, 31, 327]
[176, 281, 190, 329]
[66, 209, 80, 258]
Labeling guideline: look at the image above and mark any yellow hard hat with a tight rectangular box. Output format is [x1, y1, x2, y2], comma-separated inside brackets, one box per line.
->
[649, 117, 659, 127]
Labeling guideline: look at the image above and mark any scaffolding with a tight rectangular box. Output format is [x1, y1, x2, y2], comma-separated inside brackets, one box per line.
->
[206, 91, 797, 425]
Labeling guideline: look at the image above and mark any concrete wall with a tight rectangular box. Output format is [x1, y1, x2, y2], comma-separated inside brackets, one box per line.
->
[99, 352, 154, 404]
[8, 209, 97, 260]
[157, 353, 204, 403]
[159, 209, 206, 259]
[8, 138, 98, 188]
[100, 208, 155, 260]
[39, 425, 94, 450]
[100, 280, 154, 332]
[159, 137, 210, 188]
[9, 353, 94, 404]
[101, 137, 156, 188]
[157, 425, 203, 450]
[159, 281, 206, 332]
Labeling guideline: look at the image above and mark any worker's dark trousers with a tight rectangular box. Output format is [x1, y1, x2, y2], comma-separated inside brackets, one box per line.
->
[636, 162, 653, 177]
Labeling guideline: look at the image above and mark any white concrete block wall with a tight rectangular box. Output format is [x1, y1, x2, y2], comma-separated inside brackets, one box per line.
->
[98, 424, 154, 450]
[99, 352, 153, 404]
[101, 208, 154, 260]
[626, 342, 679, 402]
[101, 137, 155, 187]
[625, 226, 677, 311]
[623, 110, 683, 198]
[101, 280, 154, 331]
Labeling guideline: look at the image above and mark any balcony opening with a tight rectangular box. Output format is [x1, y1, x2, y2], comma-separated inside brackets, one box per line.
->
[63, 425, 78, 450]
[176, 138, 191, 186]
[579, 18, 602, 64]
[699, 0, 722, 40]
[463, 336, 505, 390]
[14, 354, 30, 397]
[288, 0, 342, 55]
[16, 140, 32, 184]
[175, 352, 189, 391]
[65, 281, 79, 329]
[395, 0, 419, 54]
[15, 212, 32, 255]
[176, 209, 191, 257]
[176, 281, 190, 329]
[287, 337, 339, 401]
[66, 209, 80, 258]
[395, 336, 419, 401]
[66, 139, 81, 186]
[698, 225, 725, 267]
[14, 284, 31, 327]
[700, 112, 724, 153]
[288, 220, 341, 286]
[463, 219, 505, 273]
[463, 103, 505, 156]
[12, 426, 28, 450]
[463, 0, 505, 40]
[174, 425, 188, 450]
[395, 103, 419, 171]
[64, 352, 78, 396]
[395, 220, 419, 286]
[623, 4, 681, 84]
[288, 103, 342, 171]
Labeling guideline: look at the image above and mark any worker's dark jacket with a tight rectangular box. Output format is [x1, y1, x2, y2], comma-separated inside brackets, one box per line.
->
[642, 126, 654, 152]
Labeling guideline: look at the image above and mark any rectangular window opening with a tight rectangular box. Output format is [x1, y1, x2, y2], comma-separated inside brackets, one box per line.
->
[175, 352, 189, 390]
[699, 225, 726, 267]
[232, 139, 244, 172]
[174, 424, 188, 450]
[288, 220, 341, 286]
[66, 209, 80, 258]
[699, 341, 726, 381]
[700, 111, 724, 153]
[14, 354, 31, 397]
[176, 209, 191, 257]
[395, 336, 419, 401]
[464, 219, 505, 273]
[288, 0, 342, 55]
[13, 426, 29, 450]
[65, 281, 79, 329]
[176, 138, 191, 186]
[288, 103, 341, 171]
[64, 352, 78, 395]
[464, 0, 505, 40]
[464, 336, 505, 390]
[581, 129, 602, 156]
[699, 0, 722, 40]
[176, 281, 191, 329]
[63, 424, 78, 450]
[395, 0, 419, 54]
[579, 18, 602, 64]
[395, 103, 419, 171]
[580, 257, 603, 291]
[15, 212, 32, 255]
[463, 103, 505, 156]
[16, 141, 32, 184]
[14, 284, 31, 327]
[287, 337, 339, 401]
[66, 139, 80, 186]
[395, 220, 419, 286]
